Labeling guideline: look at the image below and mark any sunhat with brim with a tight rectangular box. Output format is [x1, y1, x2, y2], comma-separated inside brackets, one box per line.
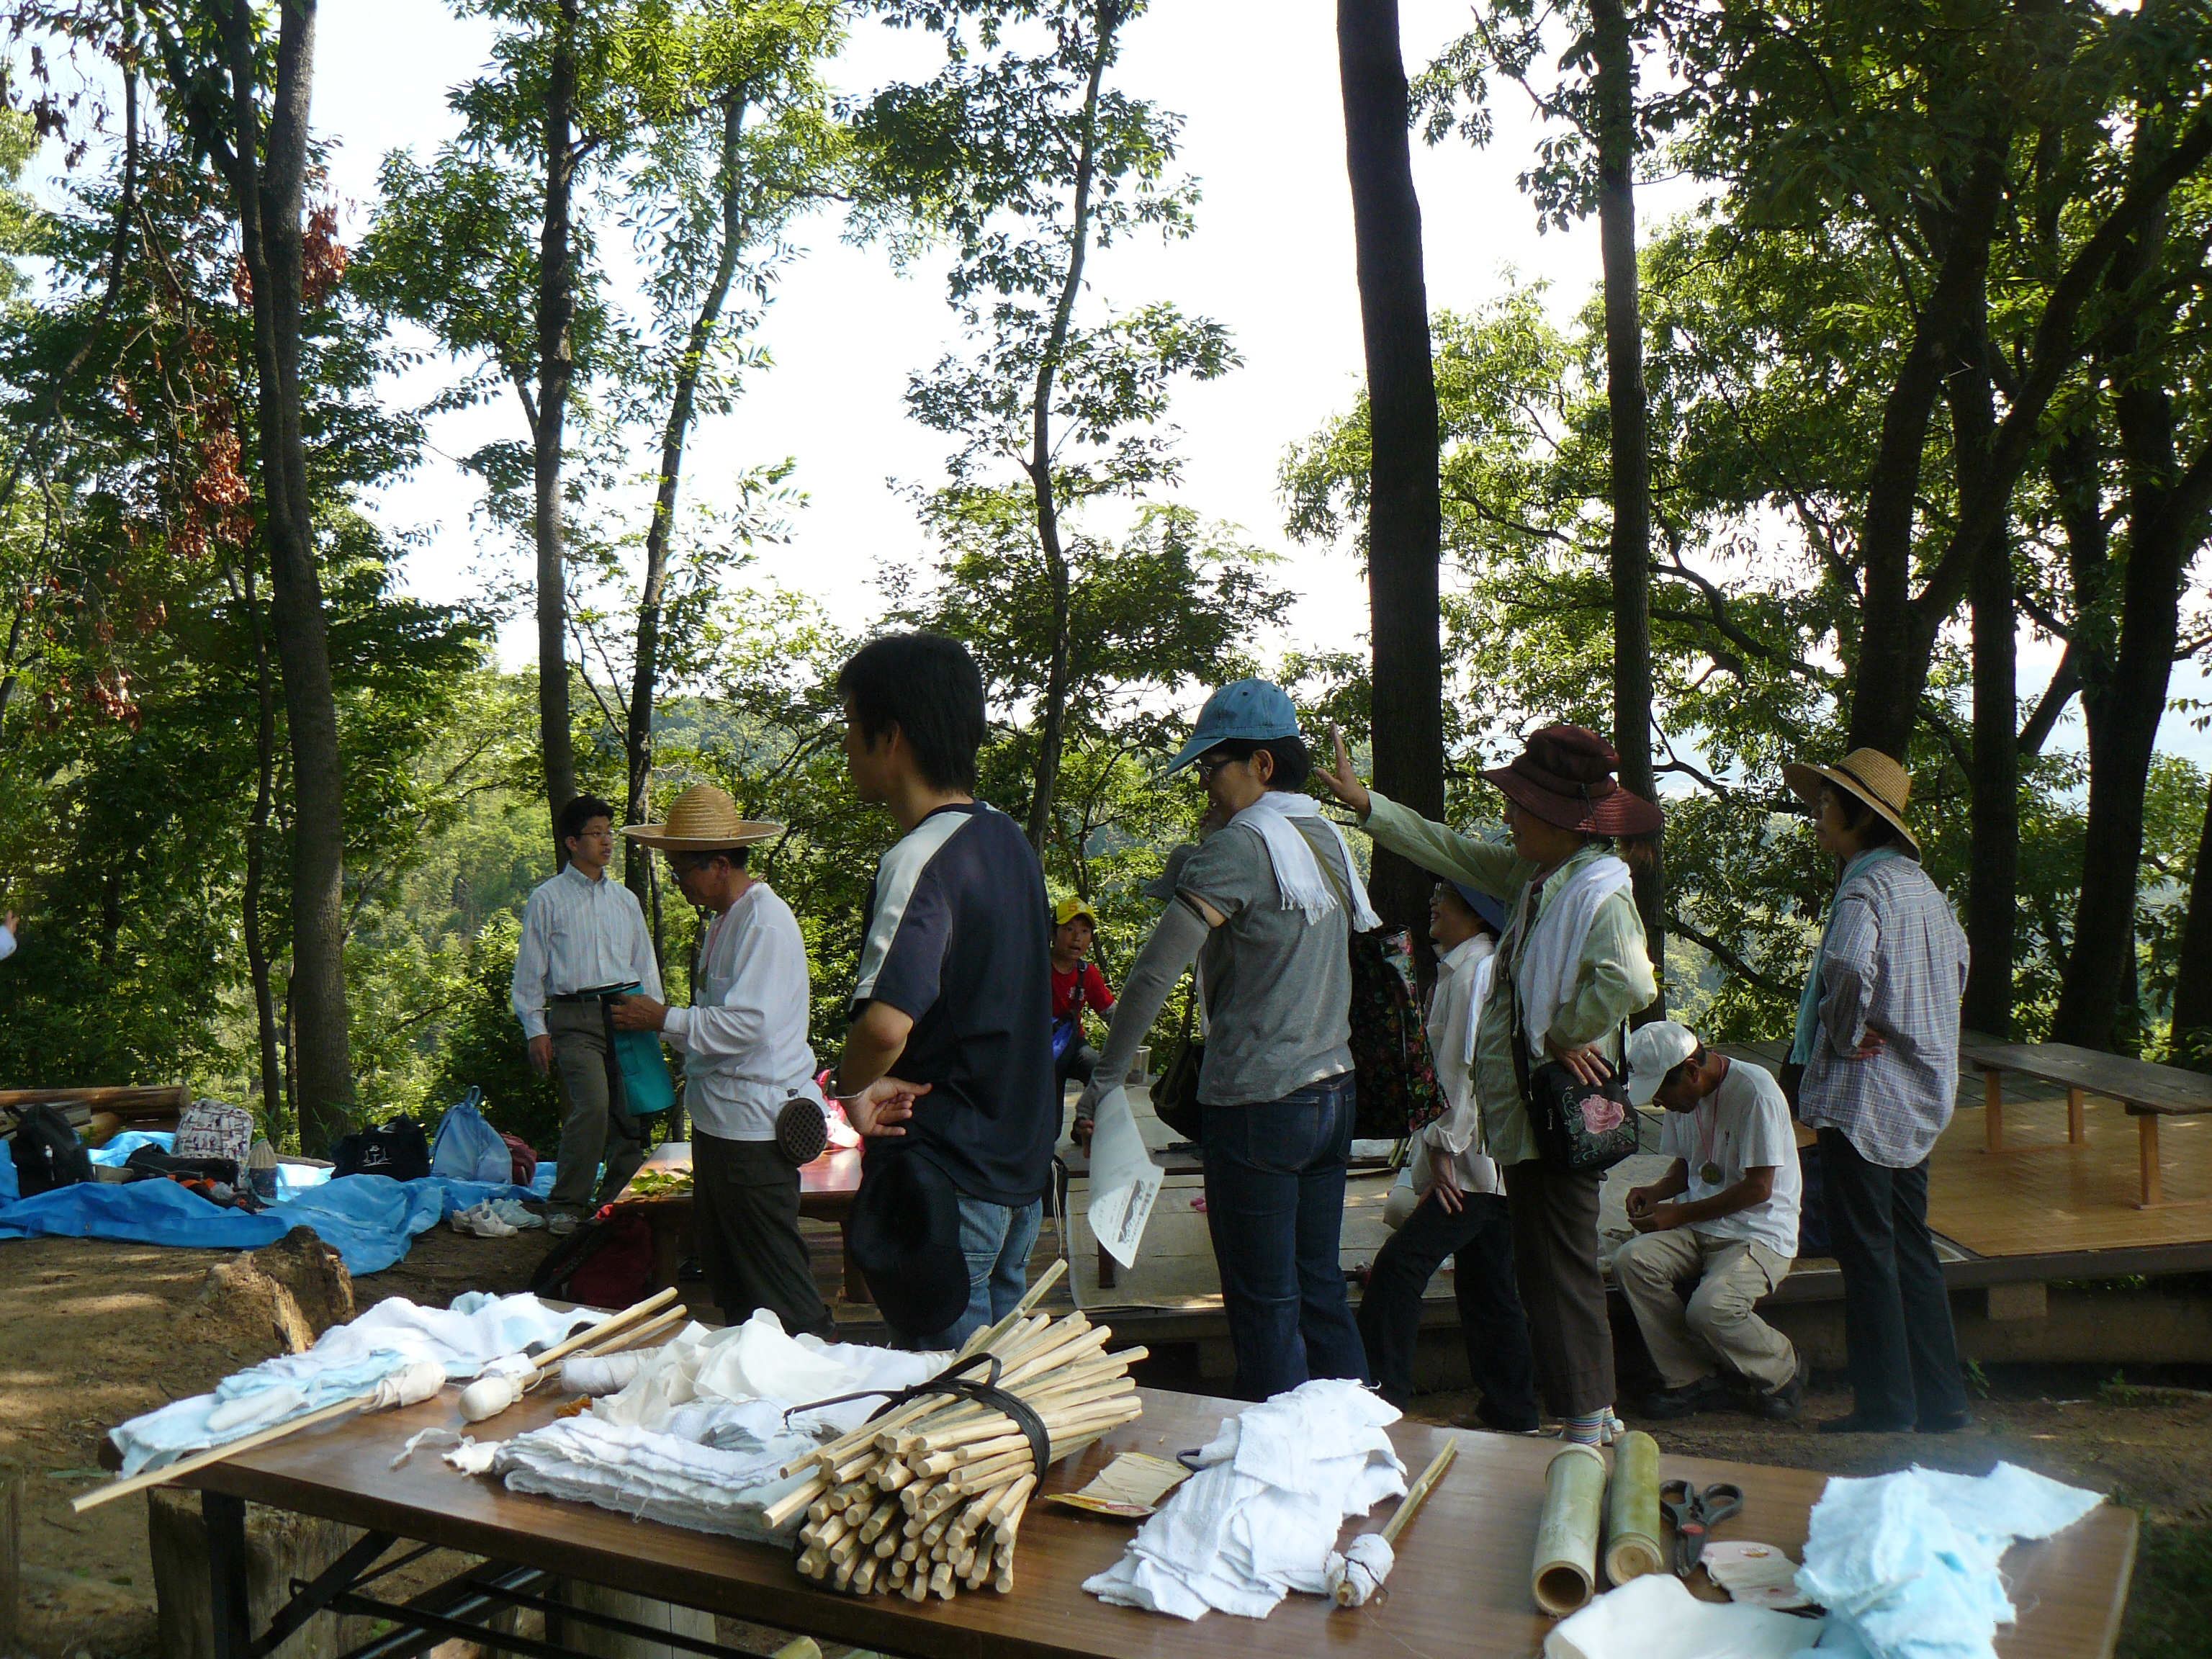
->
[1160, 678, 1303, 776]
[1626, 1019, 1700, 1107]
[1781, 747, 1918, 856]
[1053, 895, 1100, 930]
[621, 783, 784, 851]
[1481, 724, 1665, 837]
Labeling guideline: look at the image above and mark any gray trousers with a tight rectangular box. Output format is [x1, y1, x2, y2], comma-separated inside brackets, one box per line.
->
[693, 1134, 834, 1339]
[1614, 1228, 1797, 1392]
[547, 1001, 646, 1216]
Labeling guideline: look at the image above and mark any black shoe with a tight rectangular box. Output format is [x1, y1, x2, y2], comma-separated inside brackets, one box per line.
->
[1917, 1409, 1973, 1434]
[1817, 1411, 1915, 1434]
[1642, 1375, 1730, 1420]
[1747, 1367, 1804, 1421]
[1470, 1400, 1543, 1434]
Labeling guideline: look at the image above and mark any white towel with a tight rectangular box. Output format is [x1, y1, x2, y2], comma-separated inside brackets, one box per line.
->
[1229, 793, 1381, 931]
[1511, 855, 1633, 1059]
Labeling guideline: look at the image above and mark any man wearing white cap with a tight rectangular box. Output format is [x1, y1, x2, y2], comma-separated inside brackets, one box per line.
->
[1616, 1021, 1803, 1420]
[614, 785, 833, 1338]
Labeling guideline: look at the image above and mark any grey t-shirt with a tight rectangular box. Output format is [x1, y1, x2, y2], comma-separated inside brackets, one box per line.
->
[1177, 817, 1354, 1107]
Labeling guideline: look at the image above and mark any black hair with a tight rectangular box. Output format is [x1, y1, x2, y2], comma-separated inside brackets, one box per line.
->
[1827, 786, 1916, 859]
[1663, 1043, 1709, 1092]
[557, 794, 616, 848]
[837, 631, 984, 793]
[1202, 734, 1312, 791]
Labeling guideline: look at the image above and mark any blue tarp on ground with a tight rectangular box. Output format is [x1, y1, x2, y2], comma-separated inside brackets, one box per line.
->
[0, 1168, 554, 1275]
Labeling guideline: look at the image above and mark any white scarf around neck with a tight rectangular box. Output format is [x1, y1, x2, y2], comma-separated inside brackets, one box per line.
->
[1229, 792, 1382, 932]
[1509, 853, 1633, 1059]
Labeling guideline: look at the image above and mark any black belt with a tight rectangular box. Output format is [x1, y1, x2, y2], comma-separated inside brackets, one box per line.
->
[786, 1352, 1053, 1478]
[549, 982, 639, 1004]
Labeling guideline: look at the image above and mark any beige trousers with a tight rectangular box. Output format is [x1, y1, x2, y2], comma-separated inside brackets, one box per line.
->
[1614, 1228, 1797, 1392]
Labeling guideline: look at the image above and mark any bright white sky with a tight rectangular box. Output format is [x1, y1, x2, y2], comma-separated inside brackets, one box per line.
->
[297, 1, 2206, 767]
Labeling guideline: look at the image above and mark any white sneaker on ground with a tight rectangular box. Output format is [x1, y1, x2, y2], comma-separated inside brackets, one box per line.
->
[449, 1200, 518, 1239]
[488, 1199, 544, 1230]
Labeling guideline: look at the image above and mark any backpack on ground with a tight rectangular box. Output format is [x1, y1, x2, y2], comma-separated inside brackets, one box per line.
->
[500, 1133, 539, 1190]
[174, 1098, 256, 1169]
[331, 1116, 432, 1182]
[9, 1104, 94, 1197]
[529, 1213, 652, 1308]
[430, 1088, 512, 1185]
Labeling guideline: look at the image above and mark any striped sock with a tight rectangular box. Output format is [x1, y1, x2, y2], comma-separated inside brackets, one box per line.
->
[1560, 1409, 1610, 1446]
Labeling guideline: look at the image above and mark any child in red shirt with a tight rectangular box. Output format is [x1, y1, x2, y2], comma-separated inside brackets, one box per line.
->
[1050, 896, 1114, 1138]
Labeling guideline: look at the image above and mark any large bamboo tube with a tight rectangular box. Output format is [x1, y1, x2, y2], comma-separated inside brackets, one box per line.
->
[1531, 1443, 1606, 1616]
[1602, 1431, 1665, 1585]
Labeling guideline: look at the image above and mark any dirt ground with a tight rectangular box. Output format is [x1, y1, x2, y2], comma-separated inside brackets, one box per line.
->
[6, 1227, 2209, 1658]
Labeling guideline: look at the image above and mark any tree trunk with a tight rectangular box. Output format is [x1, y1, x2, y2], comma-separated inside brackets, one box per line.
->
[240, 549, 287, 1138]
[536, 0, 582, 860]
[626, 93, 752, 926]
[2170, 770, 2212, 1067]
[1022, 2, 1118, 855]
[1845, 148, 2007, 758]
[1588, 0, 1663, 999]
[1947, 310, 2015, 1035]
[220, 0, 352, 1153]
[1337, 0, 1444, 942]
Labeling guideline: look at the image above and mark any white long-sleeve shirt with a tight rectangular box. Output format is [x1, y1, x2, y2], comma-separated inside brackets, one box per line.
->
[1412, 933, 1505, 1199]
[510, 863, 663, 1040]
[661, 881, 822, 1141]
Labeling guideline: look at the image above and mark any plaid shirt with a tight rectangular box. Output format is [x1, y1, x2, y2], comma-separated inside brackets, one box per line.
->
[1798, 856, 1969, 1169]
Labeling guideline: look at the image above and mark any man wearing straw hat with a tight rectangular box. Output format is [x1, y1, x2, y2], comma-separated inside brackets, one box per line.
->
[1782, 747, 1971, 1435]
[613, 784, 835, 1338]
[512, 796, 665, 1235]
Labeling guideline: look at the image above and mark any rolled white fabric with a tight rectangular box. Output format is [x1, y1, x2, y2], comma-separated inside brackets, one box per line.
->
[459, 1372, 529, 1423]
[206, 1385, 306, 1435]
[562, 1349, 657, 1396]
[371, 1360, 448, 1413]
[1323, 1533, 1395, 1606]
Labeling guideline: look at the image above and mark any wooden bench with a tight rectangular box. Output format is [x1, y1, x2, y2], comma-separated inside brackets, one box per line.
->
[0, 1084, 192, 1138]
[1960, 1032, 2212, 1207]
[610, 1141, 869, 1304]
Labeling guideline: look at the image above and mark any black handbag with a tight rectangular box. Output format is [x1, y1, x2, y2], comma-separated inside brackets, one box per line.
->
[1150, 979, 1207, 1144]
[1509, 981, 1640, 1175]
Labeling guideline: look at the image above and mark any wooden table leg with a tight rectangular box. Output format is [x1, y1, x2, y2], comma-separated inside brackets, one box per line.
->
[2067, 1087, 2085, 1146]
[1983, 1069, 2005, 1154]
[1097, 1236, 1117, 1290]
[2138, 1114, 2162, 1208]
[840, 1220, 872, 1305]
[649, 1212, 681, 1296]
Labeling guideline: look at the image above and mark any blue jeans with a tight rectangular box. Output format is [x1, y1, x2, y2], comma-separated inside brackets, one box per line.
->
[1202, 1072, 1369, 1401]
[916, 1193, 1044, 1350]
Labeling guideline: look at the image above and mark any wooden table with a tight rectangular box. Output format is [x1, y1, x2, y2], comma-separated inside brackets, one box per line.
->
[1961, 1032, 2212, 1206]
[181, 1382, 2138, 1659]
[610, 1141, 868, 1303]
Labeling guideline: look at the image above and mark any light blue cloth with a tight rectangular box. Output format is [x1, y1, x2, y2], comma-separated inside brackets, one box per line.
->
[1791, 1461, 2103, 1659]
[1791, 848, 1906, 1065]
[0, 1171, 542, 1275]
[89, 1130, 174, 1166]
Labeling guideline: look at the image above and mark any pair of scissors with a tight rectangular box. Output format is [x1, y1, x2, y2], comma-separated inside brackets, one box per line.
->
[1658, 1479, 1744, 1575]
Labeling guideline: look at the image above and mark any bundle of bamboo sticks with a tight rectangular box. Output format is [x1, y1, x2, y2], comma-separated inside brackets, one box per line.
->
[765, 1267, 1143, 1601]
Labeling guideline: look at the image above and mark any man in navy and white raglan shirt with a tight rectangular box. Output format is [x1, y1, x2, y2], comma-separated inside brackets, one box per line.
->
[832, 632, 1057, 1349]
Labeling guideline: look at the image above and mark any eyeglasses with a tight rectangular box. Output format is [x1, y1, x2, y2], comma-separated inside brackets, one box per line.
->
[1193, 753, 1241, 782]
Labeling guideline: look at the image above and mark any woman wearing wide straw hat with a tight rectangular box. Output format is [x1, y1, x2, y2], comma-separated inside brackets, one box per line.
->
[1781, 747, 1971, 1434]
[613, 783, 835, 1338]
[1320, 723, 1660, 1444]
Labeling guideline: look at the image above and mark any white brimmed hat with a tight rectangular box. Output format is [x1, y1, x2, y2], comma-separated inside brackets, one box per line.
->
[1626, 1020, 1699, 1106]
[621, 784, 783, 851]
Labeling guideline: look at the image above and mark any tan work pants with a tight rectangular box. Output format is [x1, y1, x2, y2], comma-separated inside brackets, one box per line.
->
[1614, 1228, 1797, 1392]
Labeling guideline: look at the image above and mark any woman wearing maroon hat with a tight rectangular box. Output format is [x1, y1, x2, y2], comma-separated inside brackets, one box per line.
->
[1321, 723, 1660, 1444]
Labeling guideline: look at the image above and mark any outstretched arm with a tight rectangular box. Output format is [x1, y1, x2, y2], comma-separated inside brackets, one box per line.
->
[1076, 900, 1212, 1120]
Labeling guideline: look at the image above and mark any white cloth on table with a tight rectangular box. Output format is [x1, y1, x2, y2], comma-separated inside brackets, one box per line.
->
[109, 1292, 583, 1475]
[589, 1308, 943, 1434]
[1791, 1461, 2101, 1659]
[1084, 1379, 1406, 1620]
[1545, 1572, 1822, 1659]
[562, 1349, 657, 1396]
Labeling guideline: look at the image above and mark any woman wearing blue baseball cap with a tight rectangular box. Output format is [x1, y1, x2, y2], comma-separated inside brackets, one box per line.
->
[1080, 678, 1372, 1400]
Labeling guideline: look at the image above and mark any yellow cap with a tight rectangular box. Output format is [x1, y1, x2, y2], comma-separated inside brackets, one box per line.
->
[1053, 896, 1099, 929]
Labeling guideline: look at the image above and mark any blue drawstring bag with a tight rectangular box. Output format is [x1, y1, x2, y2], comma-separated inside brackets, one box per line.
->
[430, 1089, 512, 1185]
